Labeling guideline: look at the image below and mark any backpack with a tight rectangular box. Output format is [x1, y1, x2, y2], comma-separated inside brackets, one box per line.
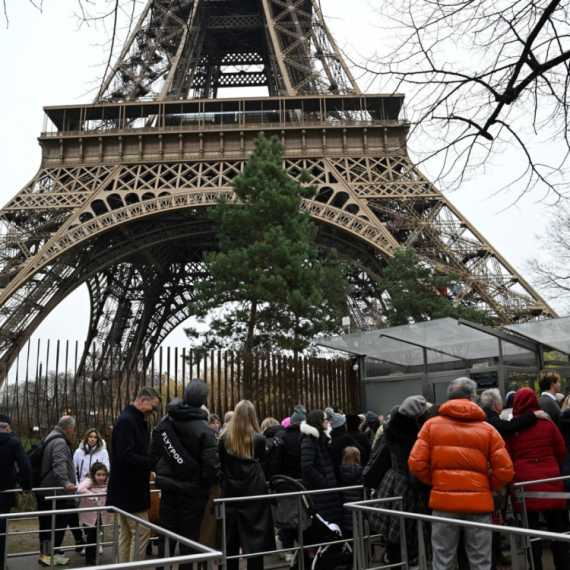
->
[28, 434, 66, 487]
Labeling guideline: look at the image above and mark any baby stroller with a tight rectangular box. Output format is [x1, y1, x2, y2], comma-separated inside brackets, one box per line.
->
[270, 475, 353, 570]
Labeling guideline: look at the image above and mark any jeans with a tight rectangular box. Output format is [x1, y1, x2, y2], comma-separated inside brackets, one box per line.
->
[431, 510, 492, 570]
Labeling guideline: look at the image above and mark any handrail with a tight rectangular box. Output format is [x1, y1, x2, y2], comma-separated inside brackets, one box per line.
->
[1, 504, 222, 570]
[214, 484, 367, 570]
[346, 497, 570, 570]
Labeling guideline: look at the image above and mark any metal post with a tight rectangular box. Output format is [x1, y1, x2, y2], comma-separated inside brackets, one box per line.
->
[164, 535, 170, 570]
[510, 530, 521, 570]
[214, 499, 226, 570]
[399, 504, 408, 568]
[519, 485, 536, 570]
[417, 519, 428, 570]
[297, 494, 305, 570]
[134, 519, 140, 561]
[3, 515, 9, 570]
[50, 496, 56, 568]
[95, 508, 101, 565]
[112, 513, 119, 562]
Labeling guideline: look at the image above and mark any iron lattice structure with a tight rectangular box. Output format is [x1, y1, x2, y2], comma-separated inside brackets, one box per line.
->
[0, 0, 554, 383]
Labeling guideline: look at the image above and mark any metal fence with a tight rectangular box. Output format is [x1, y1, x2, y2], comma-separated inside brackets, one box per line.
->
[1, 487, 220, 570]
[0, 340, 359, 443]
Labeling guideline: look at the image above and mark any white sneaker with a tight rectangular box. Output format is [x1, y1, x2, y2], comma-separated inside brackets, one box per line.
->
[99, 545, 103, 555]
[284, 551, 294, 562]
[80, 548, 86, 556]
[275, 535, 285, 559]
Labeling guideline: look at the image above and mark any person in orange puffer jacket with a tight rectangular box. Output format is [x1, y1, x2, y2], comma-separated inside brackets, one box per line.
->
[409, 377, 514, 570]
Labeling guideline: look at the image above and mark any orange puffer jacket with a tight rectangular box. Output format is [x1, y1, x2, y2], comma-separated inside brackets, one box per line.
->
[408, 399, 514, 514]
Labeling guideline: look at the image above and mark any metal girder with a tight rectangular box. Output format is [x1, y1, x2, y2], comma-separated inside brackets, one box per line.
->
[95, 0, 360, 102]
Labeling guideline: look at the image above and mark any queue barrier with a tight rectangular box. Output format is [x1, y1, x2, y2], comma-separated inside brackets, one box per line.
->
[346, 495, 570, 570]
[0, 486, 220, 570]
[213, 484, 371, 570]
[514, 473, 570, 570]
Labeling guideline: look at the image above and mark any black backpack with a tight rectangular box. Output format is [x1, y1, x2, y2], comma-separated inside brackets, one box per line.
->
[28, 434, 65, 487]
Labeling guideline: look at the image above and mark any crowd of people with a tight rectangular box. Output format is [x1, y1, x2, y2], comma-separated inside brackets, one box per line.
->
[2, 370, 570, 570]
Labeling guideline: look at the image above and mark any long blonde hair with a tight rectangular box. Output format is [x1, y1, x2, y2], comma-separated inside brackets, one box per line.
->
[225, 400, 261, 459]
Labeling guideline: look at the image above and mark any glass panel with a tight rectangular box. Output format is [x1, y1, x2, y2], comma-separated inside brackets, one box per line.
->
[506, 371, 536, 393]
[506, 316, 570, 354]
[363, 378, 423, 417]
[434, 382, 449, 404]
[501, 341, 537, 368]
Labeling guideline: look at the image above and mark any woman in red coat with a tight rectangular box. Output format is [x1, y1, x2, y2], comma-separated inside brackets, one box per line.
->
[506, 387, 570, 570]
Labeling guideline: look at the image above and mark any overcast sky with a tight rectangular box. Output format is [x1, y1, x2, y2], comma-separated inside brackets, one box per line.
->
[0, 0, 560, 356]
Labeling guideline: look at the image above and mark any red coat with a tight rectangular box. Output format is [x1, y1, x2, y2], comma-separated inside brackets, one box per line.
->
[409, 399, 513, 514]
[506, 387, 567, 513]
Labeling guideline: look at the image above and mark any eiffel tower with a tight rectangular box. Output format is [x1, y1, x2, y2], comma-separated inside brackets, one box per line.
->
[0, 0, 555, 383]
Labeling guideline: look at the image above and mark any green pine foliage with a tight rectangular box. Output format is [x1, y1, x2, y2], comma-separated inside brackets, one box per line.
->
[379, 246, 496, 326]
[186, 133, 353, 357]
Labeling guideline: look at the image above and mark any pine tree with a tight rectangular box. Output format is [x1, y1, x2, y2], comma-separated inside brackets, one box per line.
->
[186, 133, 352, 363]
[379, 246, 496, 326]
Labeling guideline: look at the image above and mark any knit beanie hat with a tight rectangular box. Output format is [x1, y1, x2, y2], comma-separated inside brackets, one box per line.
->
[0, 413, 10, 425]
[184, 378, 209, 407]
[282, 417, 291, 428]
[365, 411, 379, 426]
[330, 412, 346, 429]
[290, 405, 306, 424]
[399, 395, 427, 419]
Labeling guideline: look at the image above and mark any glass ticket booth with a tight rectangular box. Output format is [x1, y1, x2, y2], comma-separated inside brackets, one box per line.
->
[317, 316, 570, 411]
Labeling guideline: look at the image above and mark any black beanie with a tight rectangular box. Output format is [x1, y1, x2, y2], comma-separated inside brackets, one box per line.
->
[184, 378, 209, 407]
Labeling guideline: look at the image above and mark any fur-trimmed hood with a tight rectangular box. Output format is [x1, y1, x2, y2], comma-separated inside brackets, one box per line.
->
[300, 420, 331, 440]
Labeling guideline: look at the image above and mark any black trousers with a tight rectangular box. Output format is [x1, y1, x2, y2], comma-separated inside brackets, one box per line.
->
[36, 493, 70, 553]
[226, 525, 264, 570]
[527, 510, 570, 570]
[84, 523, 99, 565]
[0, 505, 10, 570]
[157, 490, 209, 570]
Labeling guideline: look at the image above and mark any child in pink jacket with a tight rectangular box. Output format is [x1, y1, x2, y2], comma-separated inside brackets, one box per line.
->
[77, 462, 109, 566]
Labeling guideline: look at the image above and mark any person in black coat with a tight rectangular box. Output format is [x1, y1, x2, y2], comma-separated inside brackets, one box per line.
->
[106, 386, 161, 564]
[149, 379, 221, 570]
[346, 414, 371, 465]
[300, 410, 343, 527]
[328, 412, 366, 466]
[481, 388, 547, 436]
[280, 405, 306, 479]
[0, 414, 32, 570]
[218, 400, 274, 570]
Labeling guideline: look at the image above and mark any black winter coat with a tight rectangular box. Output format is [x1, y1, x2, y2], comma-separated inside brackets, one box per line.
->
[346, 428, 371, 465]
[329, 426, 366, 466]
[339, 465, 364, 533]
[0, 432, 32, 508]
[300, 421, 343, 527]
[218, 432, 274, 554]
[107, 404, 151, 512]
[149, 399, 221, 497]
[281, 423, 302, 479]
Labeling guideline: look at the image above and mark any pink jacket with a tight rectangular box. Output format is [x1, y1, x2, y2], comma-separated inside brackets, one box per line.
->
[77, 478, 110, 527]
